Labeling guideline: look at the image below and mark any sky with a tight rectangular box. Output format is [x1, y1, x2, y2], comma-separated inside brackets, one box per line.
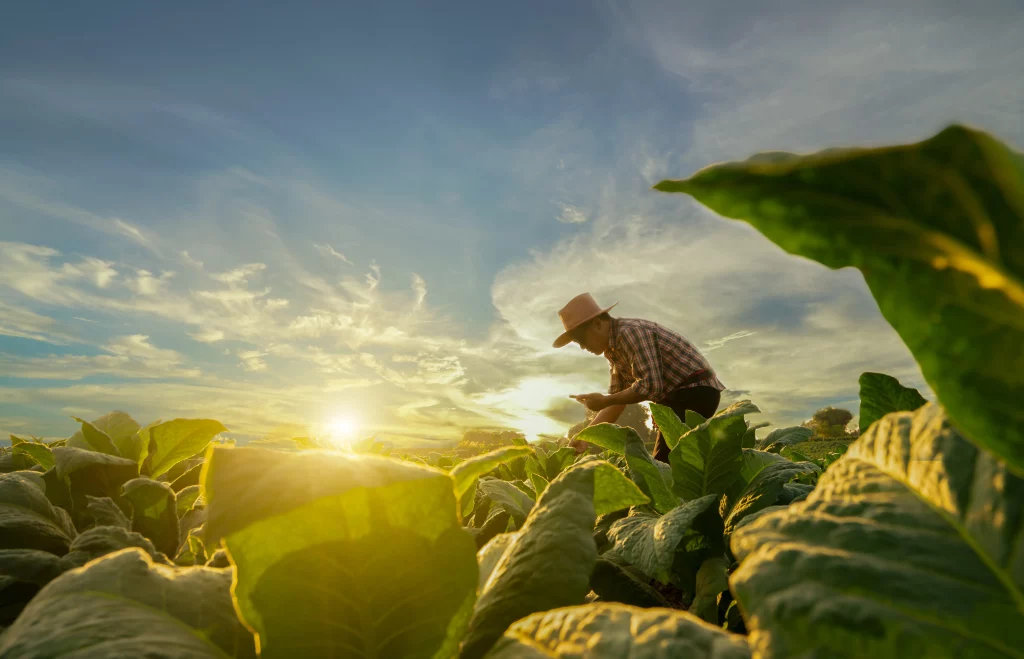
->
[2, 0, 1022, 446]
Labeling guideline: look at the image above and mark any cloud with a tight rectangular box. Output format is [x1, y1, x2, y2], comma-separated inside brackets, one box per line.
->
[314, 243, 353, 265]
[0, 334, 201, 380]
[0, 300, 80, 345]
[0, 170, 158, 254]
[556, 204, 588, 224]
[704, 330, 757, 352]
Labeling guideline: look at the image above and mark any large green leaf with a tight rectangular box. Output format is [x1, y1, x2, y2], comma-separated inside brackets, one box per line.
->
[588, 557, 673, 608]
[0, 548, 256, 658]
[670, 414, 747, 502]
[478, 478, 535, 527]
[175, 484, 202, 516]
[649, 403, 690, 450]
[10, 437, 55, 471]
[477, 532, 521, 589]
[461, 459, 648, 659]
[66, 411, 141, 458]
[656, 125, 1024, 474]
[0, 549, 74, 625]
[731, 403, 1024, 658]
[122, 477, 179, 556]
[575, 424, 678, 514]
[69, 416, 121, 456]
[0, 472, 74, 555]
[691, 556, 730, 624]
[754, 426, 813, 451]
[138, 418, 227, 478]
[451, 445, 535, 500]
[486, 603, 751, 658]
[720, 454, 819, 538]
[605, 494, 718, 584]
[63, 525, 172, 567]
[84, 495, 130, 529]
[203, 446, 478, 659]
[53, 446, 138, 526]
[858, 371, 929, 432]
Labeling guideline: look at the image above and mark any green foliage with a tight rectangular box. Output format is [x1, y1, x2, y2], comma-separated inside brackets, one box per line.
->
[657, 124, 1024, 474]
[0, 472, 75, 556]
[575, 424, 677, 513]
[487, 603, 751, 658]
[121, 477, 179, 557]
[0, 548, 256, 658]
[10, 436, 55, 471]
[670, 407, 752, 501]
[137, 418, 227, 478]
[858, 371, 929, 432]
[605, 494, 718, 584]
[460, 459, 648, 658]
[732, 403, 1024, 657]
[203, 445, 478, 659]
[2, 124, 1021, 659]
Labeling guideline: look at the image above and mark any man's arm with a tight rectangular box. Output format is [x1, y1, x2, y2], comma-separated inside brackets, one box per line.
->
[589, 403, 625, 426]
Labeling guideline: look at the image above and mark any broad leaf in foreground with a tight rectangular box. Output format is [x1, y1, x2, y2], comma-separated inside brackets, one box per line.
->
[461, 459, 649, 659]
[0, 549, 73, 625]
[0, 548, 256, 658]
[139, 418, 227, 478]
[606, 494, 718, 583]
[656, 125, 1024, 474]
[486, 603, 750, 658]
[731, 403, 1024, 658]
[0, 472, 74, 555]
[70, 417, 121, 456]
[477, 532, 520, 588]
[858, 371, 929, 432]
[203, 446, 478, 659]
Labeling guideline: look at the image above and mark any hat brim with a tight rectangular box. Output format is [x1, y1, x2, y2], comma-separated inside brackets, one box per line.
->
[552, 303, 617, 348]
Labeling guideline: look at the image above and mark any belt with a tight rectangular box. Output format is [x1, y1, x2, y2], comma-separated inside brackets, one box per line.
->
[680, 368, 713, 387]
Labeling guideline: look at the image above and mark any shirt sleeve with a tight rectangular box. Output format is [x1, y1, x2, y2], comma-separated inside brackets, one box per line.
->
[620, 326, 665, 400]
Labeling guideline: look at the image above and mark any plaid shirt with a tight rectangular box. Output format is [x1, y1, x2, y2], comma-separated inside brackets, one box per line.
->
[606, 318, 725, 402]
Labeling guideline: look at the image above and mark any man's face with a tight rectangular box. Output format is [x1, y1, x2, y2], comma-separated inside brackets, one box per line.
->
[571, 318, 607, 355]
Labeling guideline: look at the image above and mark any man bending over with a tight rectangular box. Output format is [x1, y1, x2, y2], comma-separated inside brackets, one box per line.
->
[554, 292, 725, 463]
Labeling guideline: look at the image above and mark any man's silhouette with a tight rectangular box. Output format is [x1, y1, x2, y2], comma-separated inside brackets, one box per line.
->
[554, 293, 725, 462]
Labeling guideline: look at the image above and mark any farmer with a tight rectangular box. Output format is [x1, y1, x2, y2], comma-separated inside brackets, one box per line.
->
[554, 292, 726, 463]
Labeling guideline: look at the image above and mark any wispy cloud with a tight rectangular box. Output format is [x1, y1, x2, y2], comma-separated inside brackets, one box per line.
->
[556, 203, 588, 224]
[314, 243, 353, 265]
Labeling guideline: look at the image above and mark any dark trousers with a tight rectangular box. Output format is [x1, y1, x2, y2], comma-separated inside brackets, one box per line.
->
[651, 386, 721, 463]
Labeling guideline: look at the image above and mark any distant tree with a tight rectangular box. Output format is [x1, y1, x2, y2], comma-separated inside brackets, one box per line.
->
[802, 406, 856, 439]
[455, 428, 525, 456]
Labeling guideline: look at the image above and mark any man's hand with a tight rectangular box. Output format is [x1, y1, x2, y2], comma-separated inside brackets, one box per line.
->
[570, 392, 608, 412]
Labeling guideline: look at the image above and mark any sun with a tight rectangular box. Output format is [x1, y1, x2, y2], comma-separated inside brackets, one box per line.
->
[327, 416, 358, 441]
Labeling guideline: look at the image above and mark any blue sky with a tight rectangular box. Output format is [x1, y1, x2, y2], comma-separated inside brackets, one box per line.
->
[2, 1, 1022, 445]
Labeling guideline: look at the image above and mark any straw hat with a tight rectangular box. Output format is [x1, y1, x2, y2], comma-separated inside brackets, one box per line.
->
[552, 293, 618, 348]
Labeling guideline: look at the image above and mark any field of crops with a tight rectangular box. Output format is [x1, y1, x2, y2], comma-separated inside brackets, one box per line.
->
[0, 124, 1021, 658]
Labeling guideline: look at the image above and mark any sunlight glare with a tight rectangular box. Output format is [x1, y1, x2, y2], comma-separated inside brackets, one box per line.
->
[327, 416, 359, 443]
